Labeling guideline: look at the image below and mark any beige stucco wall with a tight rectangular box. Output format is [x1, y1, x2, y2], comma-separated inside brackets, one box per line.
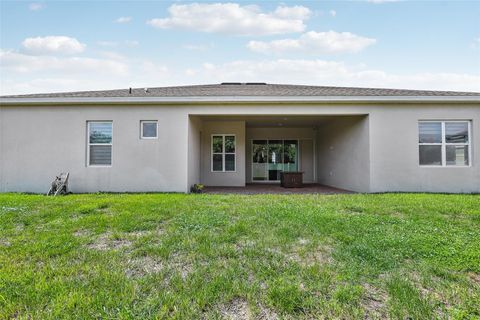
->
[316, 116, 370, 192]
[245, 127, 316, 183]
[0, 105, 189, 193]
[187, 116, 202, 190]
[368, 105, 479, 193]
[200, 120, 246, 187]
[1, 102, 479, 193]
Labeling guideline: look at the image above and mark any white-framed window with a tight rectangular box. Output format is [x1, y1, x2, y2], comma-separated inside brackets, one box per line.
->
[87, 121, 112, 166]
[140, 120, 158, 139]
[212, 134, 236, 172]
[418, 120, 471, 167]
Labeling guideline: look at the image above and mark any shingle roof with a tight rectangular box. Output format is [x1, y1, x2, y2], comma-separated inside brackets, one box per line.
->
[2, 83, 479, 98]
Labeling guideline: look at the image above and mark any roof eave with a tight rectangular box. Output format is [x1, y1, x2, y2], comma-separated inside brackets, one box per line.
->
[1, 95, 479, 105]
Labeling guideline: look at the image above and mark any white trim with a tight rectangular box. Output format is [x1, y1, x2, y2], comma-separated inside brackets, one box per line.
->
[211, 134, 236, 173]
[418, 120, 471, 167]
[87, 121, 113, 167]
[1, 95, 479, 105]
[140, 120, 158, 139]
[442, 122, 446, 166]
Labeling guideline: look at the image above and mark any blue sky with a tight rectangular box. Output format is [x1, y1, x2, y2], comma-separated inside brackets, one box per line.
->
[1, 0, 479, 94]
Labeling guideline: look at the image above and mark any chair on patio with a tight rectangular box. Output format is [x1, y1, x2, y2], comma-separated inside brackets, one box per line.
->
[280, 172, 304, 188]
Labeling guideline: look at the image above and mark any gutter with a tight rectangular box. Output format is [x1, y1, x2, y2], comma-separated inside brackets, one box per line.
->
[1, 95, 480, 105]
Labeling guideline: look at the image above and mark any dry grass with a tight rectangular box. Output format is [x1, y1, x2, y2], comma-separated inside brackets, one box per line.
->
[86, 232, 132, 251]
[1, 193, 479, 319]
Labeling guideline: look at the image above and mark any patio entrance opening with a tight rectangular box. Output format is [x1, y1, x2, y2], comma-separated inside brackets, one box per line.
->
[188, 114, 370, 192]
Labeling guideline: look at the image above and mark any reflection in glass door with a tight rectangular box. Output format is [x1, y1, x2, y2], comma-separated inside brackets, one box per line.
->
[252, 140, 268, 180]
[283, 140, 298, 172]
[268, 140, 283, 180]
[252, 139, 298, 181]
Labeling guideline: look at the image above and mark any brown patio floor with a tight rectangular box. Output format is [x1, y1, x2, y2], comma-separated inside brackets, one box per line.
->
[203, 183, 353, 195]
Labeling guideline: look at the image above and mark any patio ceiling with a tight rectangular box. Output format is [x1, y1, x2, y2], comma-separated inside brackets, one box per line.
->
[196, 115, 367, 128]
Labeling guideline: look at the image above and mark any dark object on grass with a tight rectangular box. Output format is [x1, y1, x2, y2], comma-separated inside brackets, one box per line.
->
[47, 172, 70, 196]
[190, 184, 204, 194]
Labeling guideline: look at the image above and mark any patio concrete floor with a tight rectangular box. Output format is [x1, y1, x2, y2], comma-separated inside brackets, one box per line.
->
[203, 183, 352, 194]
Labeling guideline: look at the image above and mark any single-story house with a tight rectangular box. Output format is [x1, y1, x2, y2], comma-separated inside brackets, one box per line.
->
[0, 83, 479, 193]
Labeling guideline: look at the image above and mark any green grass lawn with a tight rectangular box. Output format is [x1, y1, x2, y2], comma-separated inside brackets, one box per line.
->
[0, 193, 479, 319]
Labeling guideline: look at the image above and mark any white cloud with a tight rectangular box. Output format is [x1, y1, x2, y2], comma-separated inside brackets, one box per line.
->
[22, 36, 86, 55]
[29, 3, 44, 11]
[273, 5, 311, 19]
[0, 50, 127, 76]
[329, 10, 336, 17]
[2, 52, 478, 95]
[0, 50, 171, 95]
[247, 31, 376, 54]
[147, 3, 311, 36]
[115, 17, 132, 24]
[184, 59, 480, 92]
[1, 78, 110, 95]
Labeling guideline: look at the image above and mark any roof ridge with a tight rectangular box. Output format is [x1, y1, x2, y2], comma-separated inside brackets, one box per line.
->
[1, 83, 479, 98]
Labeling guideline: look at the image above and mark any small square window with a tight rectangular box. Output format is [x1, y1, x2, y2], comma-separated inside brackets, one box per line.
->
[141, 121, 158, 139]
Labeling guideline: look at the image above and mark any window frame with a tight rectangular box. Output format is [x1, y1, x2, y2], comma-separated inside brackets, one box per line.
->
[140, 120, 158, 140]
[211, 134, 236, 172]
[418, 120, 471, 167]
[87, 121, 113, 167]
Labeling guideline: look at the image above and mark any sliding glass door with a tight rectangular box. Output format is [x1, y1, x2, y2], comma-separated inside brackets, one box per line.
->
[252, 139, 298, 181]
[284, 140, 298, 172]
[252, 140, 268, 181]
[268, 140, 283, 180]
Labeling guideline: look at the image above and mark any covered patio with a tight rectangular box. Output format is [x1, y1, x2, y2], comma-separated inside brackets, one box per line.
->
[203, 183, 352, 194]
[188, 114, 370, 193]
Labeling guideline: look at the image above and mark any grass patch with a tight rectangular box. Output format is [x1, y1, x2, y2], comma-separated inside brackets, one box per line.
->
[0, 193, 479, 319]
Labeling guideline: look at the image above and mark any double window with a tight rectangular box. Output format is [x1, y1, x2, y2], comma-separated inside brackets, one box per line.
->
[418, 121, 471, 166]
[87, 121, 112, 166]
[212, 135, 236, 172]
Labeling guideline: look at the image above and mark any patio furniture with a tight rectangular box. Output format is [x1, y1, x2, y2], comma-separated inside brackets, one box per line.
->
[280, 172, 304, 188]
